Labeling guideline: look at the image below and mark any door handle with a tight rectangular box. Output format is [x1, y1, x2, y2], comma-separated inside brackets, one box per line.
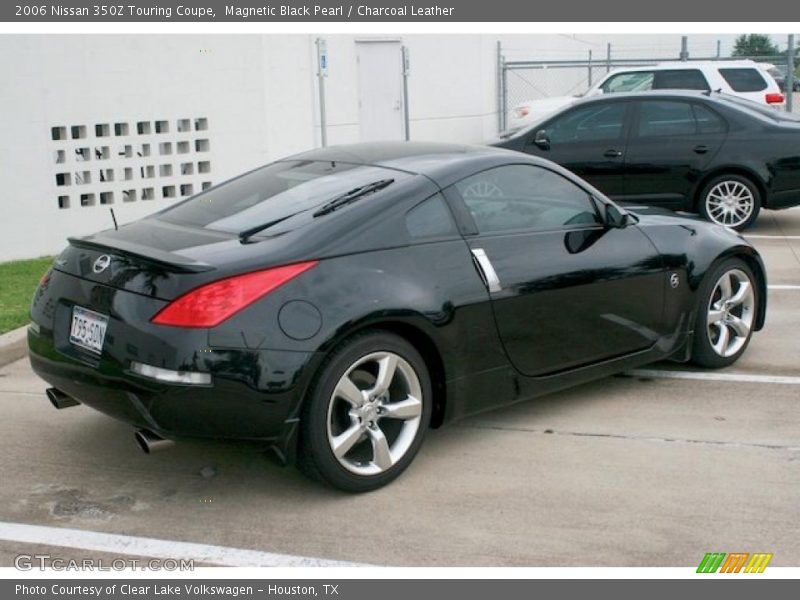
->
[603, 149, 623, 158]
[471, 248, 502, 293]
[693, 145, 709, 154]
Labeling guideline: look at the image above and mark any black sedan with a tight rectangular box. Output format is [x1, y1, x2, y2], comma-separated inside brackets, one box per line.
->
[29, 142, 766, 492]
[493, 91, 800, 230]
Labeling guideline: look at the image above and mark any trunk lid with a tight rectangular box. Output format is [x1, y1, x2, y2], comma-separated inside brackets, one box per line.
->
[53, 219, 238, 301]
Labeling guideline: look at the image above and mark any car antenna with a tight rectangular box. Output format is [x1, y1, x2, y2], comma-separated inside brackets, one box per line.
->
[110, 208, 118, 231]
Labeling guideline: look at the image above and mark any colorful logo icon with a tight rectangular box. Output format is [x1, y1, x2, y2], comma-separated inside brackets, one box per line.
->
[697, 552, 773, 573]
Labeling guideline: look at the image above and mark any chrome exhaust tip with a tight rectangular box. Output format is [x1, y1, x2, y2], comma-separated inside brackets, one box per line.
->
[134, 429, 175, 454]
[46, 388, 80, 409]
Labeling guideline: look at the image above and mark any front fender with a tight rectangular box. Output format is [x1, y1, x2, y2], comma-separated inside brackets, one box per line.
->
[637, 216, 767, 333]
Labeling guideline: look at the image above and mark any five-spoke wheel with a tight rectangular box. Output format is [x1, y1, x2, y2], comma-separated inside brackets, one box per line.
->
[692, 259, 758, 368]
[299, 331, 431, 492]
[705, 269, 755, 358]
[327, 351, 423, 476]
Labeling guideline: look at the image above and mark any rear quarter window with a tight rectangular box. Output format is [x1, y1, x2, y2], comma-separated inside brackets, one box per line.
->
[405, 194, 457, 239]
[652, 69, 710, 91]
[719, 68, 768, 92]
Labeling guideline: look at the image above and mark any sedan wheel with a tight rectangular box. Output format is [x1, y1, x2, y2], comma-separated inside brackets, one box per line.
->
[699, 176, 761, 230]
[299, 331, 432, 492]
[691, 259, 758, 368]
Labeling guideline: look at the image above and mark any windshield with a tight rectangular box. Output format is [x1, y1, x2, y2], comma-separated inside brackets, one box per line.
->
[157, 160, 409, 234]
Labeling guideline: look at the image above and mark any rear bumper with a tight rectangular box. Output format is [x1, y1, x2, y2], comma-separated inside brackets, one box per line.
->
[767, 189, 800, 210]
[27, 268, 323, 459]
[29, 332, 315, 442]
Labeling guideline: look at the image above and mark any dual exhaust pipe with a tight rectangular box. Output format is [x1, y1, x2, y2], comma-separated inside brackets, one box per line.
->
[46, 387, 80, 409]
[46, 387, 174, 454]
[134, 428, 175, 454]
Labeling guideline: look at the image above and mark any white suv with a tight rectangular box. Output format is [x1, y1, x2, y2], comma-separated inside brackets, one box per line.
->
[507, 60, 784, 132]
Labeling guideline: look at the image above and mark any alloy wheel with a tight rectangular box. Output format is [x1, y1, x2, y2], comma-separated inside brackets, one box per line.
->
[706, 268, 755, 358]
[704, 181, 755, 228]
[326, 351, 423, 476]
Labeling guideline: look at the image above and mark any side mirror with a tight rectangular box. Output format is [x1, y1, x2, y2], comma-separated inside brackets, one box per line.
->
[605, 204, 630, 228]
[533, 129, 550, 150]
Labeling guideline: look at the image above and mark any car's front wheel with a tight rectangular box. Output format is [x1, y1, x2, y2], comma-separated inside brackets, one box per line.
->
[698, 175, 761, 230]
[299, 330, 432, 492]
[691, 259, 758, 369]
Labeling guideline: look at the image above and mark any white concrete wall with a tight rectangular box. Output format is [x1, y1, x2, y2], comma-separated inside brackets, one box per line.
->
[0, 34, 314, 261]
[0, 33, 738, 261]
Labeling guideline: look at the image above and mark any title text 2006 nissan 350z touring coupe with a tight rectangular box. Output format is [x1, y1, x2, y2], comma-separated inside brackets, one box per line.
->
[29, 142, 766, 492]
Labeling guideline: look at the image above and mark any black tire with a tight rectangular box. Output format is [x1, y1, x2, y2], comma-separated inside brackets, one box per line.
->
[298, 330, 432, 493]
[697, 174, 761, 231]
[690, 258, 758, 369]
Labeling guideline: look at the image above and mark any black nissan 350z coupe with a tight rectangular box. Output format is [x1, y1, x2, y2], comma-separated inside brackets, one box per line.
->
[29, 142, 766, 492]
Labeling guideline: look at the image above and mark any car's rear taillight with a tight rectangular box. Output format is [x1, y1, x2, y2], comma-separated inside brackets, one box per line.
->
[151, 261, 318, 328]
[766, 92, 785, 104]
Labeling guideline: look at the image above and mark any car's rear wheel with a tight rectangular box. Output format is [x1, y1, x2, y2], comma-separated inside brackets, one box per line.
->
[698, 175, 761, 230]
[691, 259, 757, 369]
[298, 331, 432, 492]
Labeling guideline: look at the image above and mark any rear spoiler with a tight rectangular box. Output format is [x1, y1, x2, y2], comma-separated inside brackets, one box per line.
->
[68, 235, 214, 273]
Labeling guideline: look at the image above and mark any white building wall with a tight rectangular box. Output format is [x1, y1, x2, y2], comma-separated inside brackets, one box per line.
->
[0, 33, 737, 261]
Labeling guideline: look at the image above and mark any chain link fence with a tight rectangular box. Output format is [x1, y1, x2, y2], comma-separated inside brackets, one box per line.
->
[498, 36, 798, 132]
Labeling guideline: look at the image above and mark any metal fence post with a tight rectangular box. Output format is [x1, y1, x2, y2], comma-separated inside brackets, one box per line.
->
[588, 49, 593, 87]
[401, 45, 411, 140]
[788, 34, 796, 113]
[716, 39, 721, 59]
[501, 56, 508, 131]
[496, 41, 503, 133]
[680, 36, 689, 61]
[315, 37, 328, 147]
[606, 43, 611, 73]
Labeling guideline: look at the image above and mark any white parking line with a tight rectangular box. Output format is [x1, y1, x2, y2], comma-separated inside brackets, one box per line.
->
[0, 521, 370, 568]
[627, 369, 800, 385]
[746, 235, 800, 240]
[768, 284, 800, 290]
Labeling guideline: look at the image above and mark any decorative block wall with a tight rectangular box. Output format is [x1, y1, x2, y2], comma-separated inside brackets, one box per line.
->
[50, 117, 212, 212]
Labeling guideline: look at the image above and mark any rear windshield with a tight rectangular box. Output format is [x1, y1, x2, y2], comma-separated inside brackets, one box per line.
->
[719, 68, 768, 92]
[157, 160, 409, 234]
[715, 93, 800, 123]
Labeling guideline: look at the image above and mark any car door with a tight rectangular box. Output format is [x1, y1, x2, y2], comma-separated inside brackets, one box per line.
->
[519, 100, 632, 200]
[447, 163, 666, 378]
[622, 99, 728, 207]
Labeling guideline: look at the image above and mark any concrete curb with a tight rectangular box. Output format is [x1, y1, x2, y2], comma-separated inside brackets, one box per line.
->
[0, 325, 28, 367]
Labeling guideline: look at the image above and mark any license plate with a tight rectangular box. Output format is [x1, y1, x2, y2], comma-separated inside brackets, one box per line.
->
[69, 306, 109, 354]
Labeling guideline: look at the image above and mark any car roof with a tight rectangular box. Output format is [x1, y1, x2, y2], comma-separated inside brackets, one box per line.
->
[605, 60, 761, 74]
[569, 89, 719, 105]
[283, 141, 550, 187]
[517, 89, 800, 130]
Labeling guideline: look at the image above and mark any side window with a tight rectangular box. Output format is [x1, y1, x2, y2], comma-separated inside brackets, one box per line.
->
[692, 104, 727, 134]
[719, 68, 768, 92]
[652, 69, 711, 91]
[546, 103, 627, 144]
[454, 165, 601, 234]
[636, 101, 697, 137]
[405, 193, 456, 239]
[601, 71, 654, 93]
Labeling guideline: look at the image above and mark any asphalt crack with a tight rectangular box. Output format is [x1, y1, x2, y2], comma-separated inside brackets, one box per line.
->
[458, 421, 800, 452]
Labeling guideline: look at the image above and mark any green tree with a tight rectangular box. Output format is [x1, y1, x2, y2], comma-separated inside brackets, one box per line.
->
[732, 34, 780, 57]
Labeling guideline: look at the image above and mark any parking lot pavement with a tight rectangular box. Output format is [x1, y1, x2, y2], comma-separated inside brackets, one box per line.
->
[0, 211, 797, 568]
